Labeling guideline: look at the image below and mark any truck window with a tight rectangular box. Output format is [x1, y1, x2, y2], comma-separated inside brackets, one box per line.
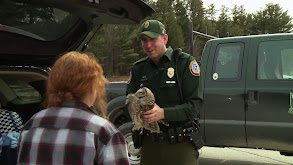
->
[258, 40, 293, 80]
[213, 43, 244, 81]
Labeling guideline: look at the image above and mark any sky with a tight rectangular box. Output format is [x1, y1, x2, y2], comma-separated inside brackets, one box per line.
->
[202, 0, 293, 18]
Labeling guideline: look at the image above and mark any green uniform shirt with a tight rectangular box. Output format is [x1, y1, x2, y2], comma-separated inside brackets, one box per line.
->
[126, 47, 203, 127]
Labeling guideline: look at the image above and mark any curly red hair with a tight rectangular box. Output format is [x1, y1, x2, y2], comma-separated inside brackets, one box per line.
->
[46, 51, 108, 117]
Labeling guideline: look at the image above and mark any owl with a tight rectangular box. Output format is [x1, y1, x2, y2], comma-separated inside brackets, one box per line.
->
[126, 87, 168, 133]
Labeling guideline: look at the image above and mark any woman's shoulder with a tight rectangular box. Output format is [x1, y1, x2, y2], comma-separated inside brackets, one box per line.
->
[89, 115, 123, 144]
[88, 115, 119, 135]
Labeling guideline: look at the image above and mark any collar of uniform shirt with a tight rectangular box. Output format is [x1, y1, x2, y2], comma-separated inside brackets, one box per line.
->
[147, 46, 174, 65]
[164, 46, 174, 61]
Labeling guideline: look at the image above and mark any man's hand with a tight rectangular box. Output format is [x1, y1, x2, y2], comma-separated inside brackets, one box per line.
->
[143, 103, 164, 123]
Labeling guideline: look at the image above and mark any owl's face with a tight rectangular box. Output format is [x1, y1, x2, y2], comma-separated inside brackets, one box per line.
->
[135, 87, 147, 98]
[135, 87, 155, 106]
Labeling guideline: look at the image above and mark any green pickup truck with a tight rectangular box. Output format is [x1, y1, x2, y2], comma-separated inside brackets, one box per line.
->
[200, 33, 293, 154]
[106, 33, 293, 164]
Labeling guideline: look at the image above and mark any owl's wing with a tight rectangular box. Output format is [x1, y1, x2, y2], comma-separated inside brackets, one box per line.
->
[127, 95, 141, 121]
[125, 93, 133, 106]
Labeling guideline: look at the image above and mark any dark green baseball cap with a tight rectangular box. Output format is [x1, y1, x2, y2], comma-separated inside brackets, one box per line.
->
[139, 20, 166, 39]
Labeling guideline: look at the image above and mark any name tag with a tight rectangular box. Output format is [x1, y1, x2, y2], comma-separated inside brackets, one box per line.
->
[166, 81, 176, 84]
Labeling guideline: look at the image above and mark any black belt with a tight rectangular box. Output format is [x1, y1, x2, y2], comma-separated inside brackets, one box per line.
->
[144, 130, 170, 141]
[144, 121, 196, 143]
[145, 130, 187, 142]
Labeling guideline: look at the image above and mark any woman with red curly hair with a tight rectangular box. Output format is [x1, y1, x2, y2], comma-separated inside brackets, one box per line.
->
[17, 51, 129, 165]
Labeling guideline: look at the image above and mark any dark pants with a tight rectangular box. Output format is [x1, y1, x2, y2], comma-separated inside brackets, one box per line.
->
[140, 136, 199, 165]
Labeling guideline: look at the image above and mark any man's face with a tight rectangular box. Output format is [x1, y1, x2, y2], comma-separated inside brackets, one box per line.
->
[140, 34, 168, 63]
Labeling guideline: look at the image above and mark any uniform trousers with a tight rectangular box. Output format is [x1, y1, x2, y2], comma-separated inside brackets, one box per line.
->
[140, 135, 199, 165]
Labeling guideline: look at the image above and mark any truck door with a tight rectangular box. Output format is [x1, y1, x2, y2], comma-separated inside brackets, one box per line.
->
[246, 37, 293, 152]
[202, 38, 249, 147]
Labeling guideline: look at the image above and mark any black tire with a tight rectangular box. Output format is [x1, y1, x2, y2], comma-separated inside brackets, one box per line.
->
[280, 152, 293, 156]
[118, 122, 141, 165]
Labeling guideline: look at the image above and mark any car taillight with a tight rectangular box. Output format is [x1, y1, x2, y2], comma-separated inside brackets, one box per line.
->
[0, 25, 7, 31]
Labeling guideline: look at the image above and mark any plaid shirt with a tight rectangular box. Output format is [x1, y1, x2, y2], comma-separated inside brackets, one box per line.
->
[17, 102, 129, 165]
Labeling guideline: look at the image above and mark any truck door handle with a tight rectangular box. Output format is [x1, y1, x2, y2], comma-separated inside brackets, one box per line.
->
[246, 91, 259, 106]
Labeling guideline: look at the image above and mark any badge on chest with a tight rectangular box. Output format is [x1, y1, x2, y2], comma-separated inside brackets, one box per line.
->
[167, 67, 176, 84]
[167, 67, 174, 78]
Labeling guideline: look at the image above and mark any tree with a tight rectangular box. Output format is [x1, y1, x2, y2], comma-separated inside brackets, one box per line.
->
[188, 0, 204, 31]
[86, 26, 107, 70]
[117, 25, 141, 75]
[174, 0, 190, 51]
[244, 13, 254, 35]
[230, 5, 247, 36]
[251, 3, 293, 34]
[153, 0, 172, 17]
[203, 4, 217, 36]
[216, 5, 231, 37]
[205, 4, 217, 27]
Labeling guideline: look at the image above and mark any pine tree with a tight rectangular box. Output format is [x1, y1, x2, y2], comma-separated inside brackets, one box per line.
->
[251, 3, 293, 34]
[118, 25, 141, 75]
[230, 5, 247, 36]
[174, 0, 190, 51]
[203, 4, 217, 36]
[188, 0, 204, 31]
[216, 5, 231, 37]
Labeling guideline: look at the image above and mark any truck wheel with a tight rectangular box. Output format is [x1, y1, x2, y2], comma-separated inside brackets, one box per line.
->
[118, 122, 141, 165]
[108, 106, 131, 128]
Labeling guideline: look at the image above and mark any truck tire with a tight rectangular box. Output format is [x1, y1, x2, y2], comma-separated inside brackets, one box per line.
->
[107, 95, 131, 128]
[118, 122, 141, 165]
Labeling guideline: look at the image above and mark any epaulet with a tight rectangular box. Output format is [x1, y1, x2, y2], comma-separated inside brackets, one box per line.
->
[134, 56, 148, 65]
[180, 52, 191, 59]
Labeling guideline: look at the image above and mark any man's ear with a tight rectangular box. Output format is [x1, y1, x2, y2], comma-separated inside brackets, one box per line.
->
[163, 34, 168, 44]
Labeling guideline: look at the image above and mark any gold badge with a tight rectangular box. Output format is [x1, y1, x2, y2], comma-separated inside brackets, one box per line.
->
[144, 21, 150, 29]
[167, 67, 175, 78]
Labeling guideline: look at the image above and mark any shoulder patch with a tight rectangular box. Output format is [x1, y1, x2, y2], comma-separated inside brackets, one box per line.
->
[127, 71, 132, 84]
[189, 60, 200, 76]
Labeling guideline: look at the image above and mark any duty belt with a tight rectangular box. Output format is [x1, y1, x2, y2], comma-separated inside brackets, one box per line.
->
[145, 131, 169, 141]
[145, 128, 188, 143]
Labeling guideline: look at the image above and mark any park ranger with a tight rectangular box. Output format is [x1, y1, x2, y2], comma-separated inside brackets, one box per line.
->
[126, 20, 203, 165]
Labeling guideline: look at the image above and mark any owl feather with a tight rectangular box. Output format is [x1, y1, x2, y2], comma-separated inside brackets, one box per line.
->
[126, 87, 169, 133]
